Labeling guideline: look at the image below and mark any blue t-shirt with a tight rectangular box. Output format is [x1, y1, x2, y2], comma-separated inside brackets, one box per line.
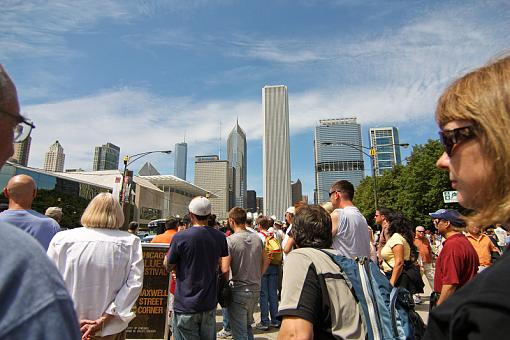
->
[168, 226, 228, 313]
[0, 221, 81, 339]
[0, 209, 60, 250]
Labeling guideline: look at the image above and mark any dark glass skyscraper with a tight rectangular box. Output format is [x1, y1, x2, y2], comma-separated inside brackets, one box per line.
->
[227, 120, 247, 208]
[93, 142, 120, 171]
[314, 118, 364, 204]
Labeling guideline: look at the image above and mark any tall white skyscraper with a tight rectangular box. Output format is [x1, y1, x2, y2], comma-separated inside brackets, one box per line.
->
[369, 127, 402, 176]
[43, 140, 65, 172]
[314, 118, 364, 204]
[262, 85, 292, 218]
[174, 142, 187, 180]
[227, 120, 247, 209]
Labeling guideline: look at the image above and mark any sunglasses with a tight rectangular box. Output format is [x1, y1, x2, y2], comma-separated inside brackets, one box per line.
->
[328, 191, 338, 197]
[416, 230, 425, 233]
[438, 125, 477, 156]
[0, 109, 36, 143]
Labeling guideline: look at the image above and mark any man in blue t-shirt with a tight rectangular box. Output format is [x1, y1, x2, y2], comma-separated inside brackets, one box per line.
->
[167, 196, 229, 340]
[0, 174, 60, 250]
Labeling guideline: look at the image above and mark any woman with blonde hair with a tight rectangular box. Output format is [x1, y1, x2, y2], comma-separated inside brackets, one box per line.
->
[48, 193, 144, 340]
[425, 55, 510, 339]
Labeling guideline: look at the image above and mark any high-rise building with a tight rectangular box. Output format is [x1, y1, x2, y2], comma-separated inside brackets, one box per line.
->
[256, 197, 264, 214]
[93, 142, 120, 171]
[43, 140, 65, 172]
[227, 120, 247, 209]
[314, 118, 364, 205]
[262, 85, 292, 218]
[194, 155, 230, 220]
[174, 142, 187, 180]
[9, 136, 31, 166]
[247, 190, 257, 213]
[291, 179, 303, 205]
[369, 127, 402, 176]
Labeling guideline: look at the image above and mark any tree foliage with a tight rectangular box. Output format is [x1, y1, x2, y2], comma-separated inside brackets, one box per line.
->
[354, 139, 459, 228]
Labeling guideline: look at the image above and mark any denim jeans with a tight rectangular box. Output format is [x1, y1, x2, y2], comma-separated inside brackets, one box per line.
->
[172, 309, 216, 340]
[259, 264, 279, 325]
[222, 307, 230, 331]
[229, 290, 259, 340]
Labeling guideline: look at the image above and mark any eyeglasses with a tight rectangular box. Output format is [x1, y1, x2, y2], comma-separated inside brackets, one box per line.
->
[416, 230, 425, 233]
[438, 125, 477, 156]
[328, 191, 338, 198]
[0, 109, 35, 143]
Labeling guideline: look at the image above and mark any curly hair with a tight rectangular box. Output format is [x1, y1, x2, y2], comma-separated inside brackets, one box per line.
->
[387, 212, 418, 260]
[292, 204, 332, 249]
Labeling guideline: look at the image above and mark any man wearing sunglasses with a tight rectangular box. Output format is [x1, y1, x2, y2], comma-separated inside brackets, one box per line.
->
[0, 64, 80, 339]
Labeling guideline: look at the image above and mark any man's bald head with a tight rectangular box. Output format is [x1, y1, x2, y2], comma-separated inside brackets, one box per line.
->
[4, 175, 37, 209]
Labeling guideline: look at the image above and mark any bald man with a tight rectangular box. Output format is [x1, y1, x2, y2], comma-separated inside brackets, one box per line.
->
[0, 65, 80, 339]
[0, 174, 60, 249]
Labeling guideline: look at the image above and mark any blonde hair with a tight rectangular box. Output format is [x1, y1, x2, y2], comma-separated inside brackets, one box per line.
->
[81, 192, 124, 229]
[436, 54, 510, 225]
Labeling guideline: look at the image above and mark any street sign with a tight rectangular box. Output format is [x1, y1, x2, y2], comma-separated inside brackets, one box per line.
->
[443, 191, 458, 203]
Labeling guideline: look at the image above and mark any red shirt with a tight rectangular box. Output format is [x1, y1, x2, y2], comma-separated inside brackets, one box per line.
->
[434, 233, 479, 293]
[414, 236, 433, 264]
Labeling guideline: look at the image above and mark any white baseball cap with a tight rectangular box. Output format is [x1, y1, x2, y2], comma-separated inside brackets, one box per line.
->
[189, 196, 211, 216]
[286, 206, 295, 215]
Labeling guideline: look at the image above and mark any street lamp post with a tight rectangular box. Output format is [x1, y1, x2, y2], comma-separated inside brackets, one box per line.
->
[320, 142, 409, 211]
[119, 150, 172, 208]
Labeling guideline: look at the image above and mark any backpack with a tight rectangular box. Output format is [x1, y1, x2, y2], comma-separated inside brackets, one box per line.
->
[261, 231, 283, 265]
[320, 250, 426, 340]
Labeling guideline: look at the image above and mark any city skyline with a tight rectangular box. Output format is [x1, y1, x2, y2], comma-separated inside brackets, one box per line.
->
[3, 1, 508, 201]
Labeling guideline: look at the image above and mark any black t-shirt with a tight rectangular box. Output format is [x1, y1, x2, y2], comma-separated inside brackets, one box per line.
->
[425, 249, 510, 339]
[168, 226, 228, 313]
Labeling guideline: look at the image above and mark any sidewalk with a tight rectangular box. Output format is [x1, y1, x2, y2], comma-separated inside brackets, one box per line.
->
[215, 273, 432, 340]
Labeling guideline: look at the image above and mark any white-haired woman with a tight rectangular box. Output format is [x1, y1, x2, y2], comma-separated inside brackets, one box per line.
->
[425, 55, 510, 339]
[48, 193, 143, 340]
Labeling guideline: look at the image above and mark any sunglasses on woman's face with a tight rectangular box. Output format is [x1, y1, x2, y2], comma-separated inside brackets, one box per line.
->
[438, 125, 477, 156]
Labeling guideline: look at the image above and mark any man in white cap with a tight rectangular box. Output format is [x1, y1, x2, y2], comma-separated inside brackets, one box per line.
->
[166, 196, 229, 339]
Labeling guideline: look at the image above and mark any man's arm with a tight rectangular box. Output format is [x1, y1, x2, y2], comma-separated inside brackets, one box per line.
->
[436, 284, 457, 306]
[221, 255, 231, 280]
[331, 210, 339, 236]
[283, 237, 295, 255]
[261, 249, 270, 274]
[277, 316, 313, 340]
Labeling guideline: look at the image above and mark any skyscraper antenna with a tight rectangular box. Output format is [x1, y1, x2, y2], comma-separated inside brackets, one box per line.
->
[219, 120, 222, 159]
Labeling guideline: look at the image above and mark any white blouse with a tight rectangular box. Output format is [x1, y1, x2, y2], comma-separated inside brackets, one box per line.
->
[47, 227, 144, 336]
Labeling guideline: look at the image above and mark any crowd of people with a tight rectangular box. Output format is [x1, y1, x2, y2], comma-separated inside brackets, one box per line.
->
[2, 53, 510, 339]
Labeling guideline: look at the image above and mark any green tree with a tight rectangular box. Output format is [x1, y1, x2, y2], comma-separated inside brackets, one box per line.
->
[354, 139, 457, 228]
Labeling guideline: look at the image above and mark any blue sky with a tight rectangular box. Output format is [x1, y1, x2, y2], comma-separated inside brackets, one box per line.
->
[2, 0, 509, 200]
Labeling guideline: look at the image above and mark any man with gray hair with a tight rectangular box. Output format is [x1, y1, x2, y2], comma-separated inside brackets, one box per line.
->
[0, 64, 80, 339]
[0, 174, 60, 250]
[45, 206, 63, 223]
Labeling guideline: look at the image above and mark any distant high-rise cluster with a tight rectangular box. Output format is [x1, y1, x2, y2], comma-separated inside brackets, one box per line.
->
[43, 140, 65, 172]
[314, 118, 364, 204]
[263, 85, 292, 218]
[227, 120, 247, 209]
[93, 142, 120, 171]
[174, 142, 187, 180]
[10, 136, 31, 166]
[369, 127, 402, 176]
